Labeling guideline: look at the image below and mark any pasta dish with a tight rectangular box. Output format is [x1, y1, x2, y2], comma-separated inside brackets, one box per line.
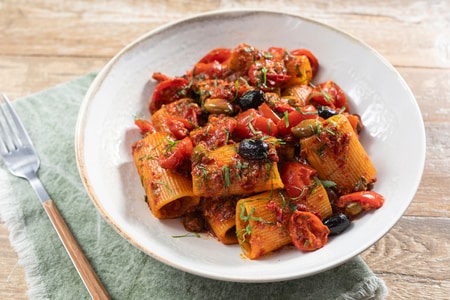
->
[131, 43, 384, 259]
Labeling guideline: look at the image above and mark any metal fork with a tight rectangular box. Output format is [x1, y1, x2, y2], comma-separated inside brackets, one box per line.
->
[0, 94, 109, 300]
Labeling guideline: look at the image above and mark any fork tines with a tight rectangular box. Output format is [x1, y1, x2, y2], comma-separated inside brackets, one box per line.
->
[0, 94, 28, 154]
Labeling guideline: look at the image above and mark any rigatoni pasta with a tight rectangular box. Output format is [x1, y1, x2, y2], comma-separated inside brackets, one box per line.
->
[132, 132, 200, 219]
[305, 180, 333, 220]
[132, 43, 384, 259]
[203, 197, 239, 244]
[300, 114, 377, 193]
[191, 141, 284, 197]
[236, 191, 292, 259]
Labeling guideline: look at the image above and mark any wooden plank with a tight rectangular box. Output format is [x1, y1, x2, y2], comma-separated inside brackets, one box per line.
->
[0, 56, 107, 99]
[407, 122, 450, 218]
[361, 216, 450, 298]
[362, 217, 450, 280]
[376, 274, 450, 299]
[0, 226, 27, 300]
[399, 68, 450, 123]
[0, 1, 449, 68]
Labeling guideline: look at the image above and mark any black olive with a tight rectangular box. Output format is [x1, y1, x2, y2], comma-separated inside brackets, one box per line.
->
[323, 213, 351, 236]
[238, 90, 265, 111]
[238, 139, 269, 160]
[317, 106, 338, 119]
[325, 188, 339, 206]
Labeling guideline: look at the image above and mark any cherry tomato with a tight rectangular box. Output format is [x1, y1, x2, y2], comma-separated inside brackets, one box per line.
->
[149, 78, 189, 114]
[166, 117, 194, 139]
[266, 73, 291, 87]
[234, 109, 254, 138]
[193, 61, 228, 79]
[253, 115, 278, 136]
[158, 137, 193, 170]
[290, 48, 319, 77]
[158, 98, 201, 128]
[190, 114, 237, 149]
[192, 48, 232, 78]
[274, 102, 296, 114]
[197, 47, 232, 64]
[336, 191, 384, 211]
[289, 211, 330, 251]
[258, 102, 281, 123]
[267, 47, 286, 59]
[276, 105, 318, 136]
[151, 72, 171, 82]
[134, 118, 156, 134]
[309, 80, 347, 109]
[235, 109, 278, 139]
[281, 162, 316, 199]
[182, 105, 201, 128]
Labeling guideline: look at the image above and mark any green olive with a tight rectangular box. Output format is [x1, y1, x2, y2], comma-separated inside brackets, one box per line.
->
[204, 98, 234, 114]
[345, 202, 363, 216]
[291, 119, 319, 139]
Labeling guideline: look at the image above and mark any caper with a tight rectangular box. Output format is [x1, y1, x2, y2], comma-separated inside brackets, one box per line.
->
[204, 98, 234, 115]
[323, 213, 351, 236]
[238, 139, 269, 160]
[291, 119, 319, 139]
[238, 90, 265, 111]
[317, 106, 338, 119]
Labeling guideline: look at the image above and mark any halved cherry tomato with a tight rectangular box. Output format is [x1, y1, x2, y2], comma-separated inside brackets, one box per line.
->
[253, 115, 278, 136]
[258, 102, 281, 123]
[336, 191, 384, 211]
[166, 117, 194, 139]
[149, 78, 189, 114]
[266, 73, 291, 87]
[197, 47, 232, 64]
[193, 61, 228, 79]
[309, 80, 347, 109]
[290, 48, 319, 77]
[235, 109, 278, 138]
[158, 137, 193, 170]
[193, 48, 232, 78]
[234, 109, 255, 138]
[276, 105, 318, 136]
[134, 118, 156, 134]
[281, 162, 316, 199]
[267, 47, 286, 59]
[289, 210, 330, 251]
[273, 102, 296, 114]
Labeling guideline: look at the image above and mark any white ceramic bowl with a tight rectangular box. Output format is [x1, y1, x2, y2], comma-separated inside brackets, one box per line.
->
[75, 9, 425, 282]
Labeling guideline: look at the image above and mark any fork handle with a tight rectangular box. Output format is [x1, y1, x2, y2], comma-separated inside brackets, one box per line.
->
[43, 199, 110, 300]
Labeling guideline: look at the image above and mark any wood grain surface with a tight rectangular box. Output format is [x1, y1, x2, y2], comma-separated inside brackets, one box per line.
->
[1, 1, 449, 299]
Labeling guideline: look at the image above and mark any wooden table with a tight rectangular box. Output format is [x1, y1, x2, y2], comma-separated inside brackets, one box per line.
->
[1, 1, 449, 299]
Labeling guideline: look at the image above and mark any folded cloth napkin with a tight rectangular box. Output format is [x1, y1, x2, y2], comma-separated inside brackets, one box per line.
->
[0, 73, 388, 300]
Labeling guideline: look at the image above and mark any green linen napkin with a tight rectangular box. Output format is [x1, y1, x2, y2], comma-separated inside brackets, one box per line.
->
[0, 73, 388, 300]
